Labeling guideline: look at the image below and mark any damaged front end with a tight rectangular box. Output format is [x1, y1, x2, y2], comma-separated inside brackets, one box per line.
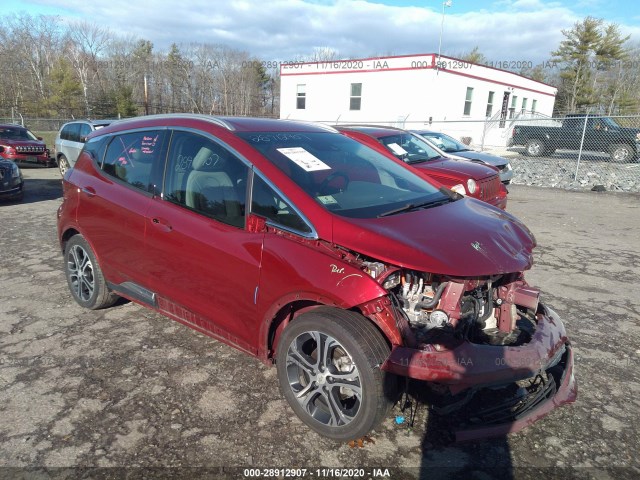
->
[357, 262, 577, 441]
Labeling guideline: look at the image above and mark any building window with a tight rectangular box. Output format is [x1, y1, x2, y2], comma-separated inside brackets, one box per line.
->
[485, 91, 495, 117]
[463, 87, 474, 116]
[350, 83, 362, 111]
[296, 84, 306, 110]
[531, 99, 537, 114]
[521, 97, 528, 114]
[509, 95, 518, 119]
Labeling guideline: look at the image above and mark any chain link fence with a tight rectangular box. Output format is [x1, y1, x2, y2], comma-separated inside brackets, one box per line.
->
[2, 113, 639, 192]
[331, 113, 640, 193]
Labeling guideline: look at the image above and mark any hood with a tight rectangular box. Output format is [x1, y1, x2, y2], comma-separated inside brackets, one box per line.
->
[0, 138, 45, 147]
[454, 150, 509, 168]
[332, 198, 535, 277]
[413, 157, 498, 181]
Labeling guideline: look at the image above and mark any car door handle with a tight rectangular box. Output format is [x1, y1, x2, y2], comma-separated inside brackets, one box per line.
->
[151, 217, 172, 232]
[80, 186, 96, 197]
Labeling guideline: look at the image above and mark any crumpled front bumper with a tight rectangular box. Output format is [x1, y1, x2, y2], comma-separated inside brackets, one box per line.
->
[381, 304, 577, 440]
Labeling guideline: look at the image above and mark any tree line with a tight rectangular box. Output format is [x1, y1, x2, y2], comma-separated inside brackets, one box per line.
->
[0, 13, 637, 122]
[460, 18, 639, 116]
[0, 14, 279, 120]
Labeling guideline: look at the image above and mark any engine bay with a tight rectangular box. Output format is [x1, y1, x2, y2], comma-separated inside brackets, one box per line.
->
[361, 260, 541, 347]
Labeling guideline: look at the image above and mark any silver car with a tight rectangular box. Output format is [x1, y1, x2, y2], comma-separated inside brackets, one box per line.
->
[55, 120, 113, 176]
[412, 129, 513, 184]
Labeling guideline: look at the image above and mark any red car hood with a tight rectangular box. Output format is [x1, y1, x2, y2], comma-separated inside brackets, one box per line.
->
[414, 157, 498, 181]
[0, 139, 46, 148]
[331, 198, 535, 277]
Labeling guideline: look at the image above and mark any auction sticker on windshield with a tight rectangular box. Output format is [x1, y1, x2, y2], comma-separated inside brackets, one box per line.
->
[277, 147, 331, 171]
[387, 143, 408, 155]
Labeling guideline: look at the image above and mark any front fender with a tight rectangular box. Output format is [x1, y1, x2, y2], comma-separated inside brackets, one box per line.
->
[255, 234, 389, 359]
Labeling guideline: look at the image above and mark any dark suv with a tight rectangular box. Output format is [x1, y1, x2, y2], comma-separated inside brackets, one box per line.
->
[57, 114, 575, 442]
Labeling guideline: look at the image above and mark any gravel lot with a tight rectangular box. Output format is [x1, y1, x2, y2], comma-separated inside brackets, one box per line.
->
[1, 166, 639, 480]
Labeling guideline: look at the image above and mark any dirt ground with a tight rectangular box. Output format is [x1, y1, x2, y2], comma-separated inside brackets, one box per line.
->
[1, 166, 639, 480]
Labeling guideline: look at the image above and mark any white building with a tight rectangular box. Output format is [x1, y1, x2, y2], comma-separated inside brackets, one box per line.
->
[279, 53, 557, 148]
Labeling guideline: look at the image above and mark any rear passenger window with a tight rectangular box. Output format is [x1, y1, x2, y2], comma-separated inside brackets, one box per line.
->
[64, 123, 81, 142]
[164, 131, 248, 228]
[102, 131, 167, 193]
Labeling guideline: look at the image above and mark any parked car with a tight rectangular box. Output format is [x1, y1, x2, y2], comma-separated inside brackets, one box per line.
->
[55, 120, 114, 176]
[336, 125, 508, 210]
[58, 114, 575, 442]
[0, 150, 24, 201]
[509, 114, 640, 162]
[412, 129, 513, 184]
[0, 124, 51, 167]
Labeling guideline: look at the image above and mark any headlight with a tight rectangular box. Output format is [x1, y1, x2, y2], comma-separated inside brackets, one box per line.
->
[451, 184, 466, 195]
[466, 179, 477, 194]
[11, 164, 20, 179]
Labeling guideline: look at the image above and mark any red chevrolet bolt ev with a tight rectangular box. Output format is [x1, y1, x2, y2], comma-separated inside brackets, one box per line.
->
[57, 115, 575, 441]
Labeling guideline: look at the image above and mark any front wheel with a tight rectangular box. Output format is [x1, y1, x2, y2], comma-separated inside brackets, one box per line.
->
[609, 144, 634, 162]
[525, 139, 545, 157]
[64, 235, 119, 309]
[276, 307, 396, 441]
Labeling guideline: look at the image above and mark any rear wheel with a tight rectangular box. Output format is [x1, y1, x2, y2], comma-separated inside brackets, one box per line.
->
[525, 139, 545, 157]
[276, 307, 396, 441]
[64, 235, 119, 309]
[58, 155, 70, 176]
[609, 144, 634, 162]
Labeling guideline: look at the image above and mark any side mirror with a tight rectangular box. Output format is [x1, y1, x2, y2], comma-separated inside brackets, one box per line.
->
[37, 136, 43, 141]
[81, 136, 88, 143]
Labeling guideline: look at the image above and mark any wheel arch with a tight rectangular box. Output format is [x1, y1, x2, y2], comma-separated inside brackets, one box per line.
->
[60, 227, 80, 253]
[259, 295, 398, 364]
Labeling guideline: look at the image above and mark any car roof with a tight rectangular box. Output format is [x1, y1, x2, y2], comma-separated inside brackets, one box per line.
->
[336, 125, 411, 138]
[0, 124, 28, 130]
[91, 114, 338, 136]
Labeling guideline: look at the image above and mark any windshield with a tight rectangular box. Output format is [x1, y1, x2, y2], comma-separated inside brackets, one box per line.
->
[377, 133, 442, 164]
[602, 117, 621, 129]
[416, 131, 469, 153]
[0, 126, 38, 141]
[237, 131, 449, 219]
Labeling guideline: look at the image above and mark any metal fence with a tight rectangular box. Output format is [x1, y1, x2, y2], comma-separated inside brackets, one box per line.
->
[432, 114, 640, 193]
[2, 113, 639, 193]
[330, 113, 640, 193]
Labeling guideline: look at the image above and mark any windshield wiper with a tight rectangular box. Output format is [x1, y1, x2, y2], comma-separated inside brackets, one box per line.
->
[378, 197, 452, 217]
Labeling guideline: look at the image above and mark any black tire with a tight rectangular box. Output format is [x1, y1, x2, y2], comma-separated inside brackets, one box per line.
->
[64, 235, 119, 309]
[276, 307, 396, 441]
[525, 139, 545, 157]
[58, 155, 70, 176]
[609, 143, 634, 163]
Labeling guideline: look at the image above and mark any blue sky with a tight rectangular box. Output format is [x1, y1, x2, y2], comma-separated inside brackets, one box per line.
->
[2, 0, 638, 63]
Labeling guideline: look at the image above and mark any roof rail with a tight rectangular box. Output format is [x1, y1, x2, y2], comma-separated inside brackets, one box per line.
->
[113, 113, 236, 131]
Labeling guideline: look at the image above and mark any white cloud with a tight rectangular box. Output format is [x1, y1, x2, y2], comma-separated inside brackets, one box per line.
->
[21, 0, 637, 64]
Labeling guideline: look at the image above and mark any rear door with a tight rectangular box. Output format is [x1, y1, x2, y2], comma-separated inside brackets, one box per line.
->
[74, 129, 168, 286]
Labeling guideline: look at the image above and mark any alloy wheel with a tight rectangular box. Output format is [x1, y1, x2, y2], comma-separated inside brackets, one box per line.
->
[285, 331, 362, 427]
[67, 244, 95, 302]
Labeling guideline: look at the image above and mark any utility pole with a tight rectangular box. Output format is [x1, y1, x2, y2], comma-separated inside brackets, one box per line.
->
[437, 1, 452, 73]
